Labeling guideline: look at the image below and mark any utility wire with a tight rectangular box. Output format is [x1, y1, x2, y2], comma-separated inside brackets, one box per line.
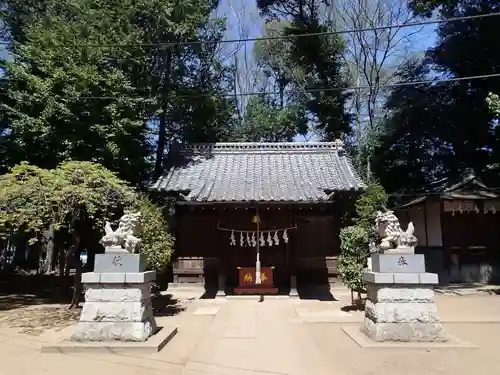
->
[3, 71, 498, 100]
[1, 12, 498, 48]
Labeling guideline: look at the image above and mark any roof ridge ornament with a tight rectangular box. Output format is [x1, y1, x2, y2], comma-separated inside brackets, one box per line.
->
[181, 140, 346, 153]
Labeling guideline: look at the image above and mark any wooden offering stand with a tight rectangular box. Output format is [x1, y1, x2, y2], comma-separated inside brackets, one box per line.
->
[234, 266, 278, 295]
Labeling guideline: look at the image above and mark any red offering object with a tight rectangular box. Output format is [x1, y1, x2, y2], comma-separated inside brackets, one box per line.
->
[235, 266, 278, 294]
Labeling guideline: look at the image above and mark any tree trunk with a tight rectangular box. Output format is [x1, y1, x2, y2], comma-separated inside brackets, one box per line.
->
[69, 253, 82, 309]
[67, 231, 81, 309]
[40, 223, 55, 274]
[153, 50, 172, 181]
[366, 154, 372, 180]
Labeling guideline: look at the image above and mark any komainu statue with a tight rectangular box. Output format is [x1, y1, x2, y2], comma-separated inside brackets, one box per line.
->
[374, 210, 418, 251]
[100, 211, 143, 253]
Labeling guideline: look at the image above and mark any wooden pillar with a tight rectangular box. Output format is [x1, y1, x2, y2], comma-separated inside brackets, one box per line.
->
[423, 201, 429, 247]
[217, 269, 226, 297]
[289, 275, 298, 298]
[286, 229, 298, 297]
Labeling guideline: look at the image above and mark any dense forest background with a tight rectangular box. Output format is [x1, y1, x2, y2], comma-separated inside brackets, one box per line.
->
[1, 0, 499, 194]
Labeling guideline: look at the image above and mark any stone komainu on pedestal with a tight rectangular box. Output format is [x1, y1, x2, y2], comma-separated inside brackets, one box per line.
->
[360, 211, 447, 342]
[71, 212, 158, 342]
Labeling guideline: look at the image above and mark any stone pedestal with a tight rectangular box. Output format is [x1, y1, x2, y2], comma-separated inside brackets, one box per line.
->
[360, 252, 447, 342]
[71, 253, 158, 342]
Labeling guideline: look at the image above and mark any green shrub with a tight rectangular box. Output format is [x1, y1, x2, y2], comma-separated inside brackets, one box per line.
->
[338, 182, 388, 304]
[134, 197, 174, 272]
[339, 225, 369, 293]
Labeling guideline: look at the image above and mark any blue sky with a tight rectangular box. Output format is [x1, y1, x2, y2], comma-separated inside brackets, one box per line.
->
[216, 0, 438, 60]
[215, 1, 439, 141]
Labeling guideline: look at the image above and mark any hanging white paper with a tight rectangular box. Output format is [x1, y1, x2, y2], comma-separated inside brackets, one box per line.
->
[283, 229, 289, 243]
[251, 232, 257, 247]
[273, 231, 279, 246]
[260, 233, 265, 246]
[267, 232, 273, 246]
[246, 232, 251, 246]
[230, 230, 236, 246]
[240, 232, 244, 246]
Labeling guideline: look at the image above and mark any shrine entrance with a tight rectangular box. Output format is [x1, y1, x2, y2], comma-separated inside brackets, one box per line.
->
[218, 210, 296, 294]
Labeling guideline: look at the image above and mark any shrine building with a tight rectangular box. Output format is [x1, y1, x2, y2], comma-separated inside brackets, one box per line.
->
[150, 141, 365, 295]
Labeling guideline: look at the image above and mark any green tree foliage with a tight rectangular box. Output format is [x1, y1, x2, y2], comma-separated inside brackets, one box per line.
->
[0, 0, 237, 181]
[234, 21, 308, 142]
[0, 161, 174, 306]
[487, 93, 500, 117]
[0, 162, 136, 238]
[133, 197, 174, 272]
[339, 182, 388, 305]
[373, 1, 500, 191]
[354, 183, 389, 232]
[1, 0, 153, 183]
[256, 0, 352, 140]
[339, 225, 369, 295]
[235, 95, 307, 141]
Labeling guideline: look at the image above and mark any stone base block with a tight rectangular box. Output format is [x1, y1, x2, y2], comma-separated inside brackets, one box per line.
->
[365, 300, 439, 323]
[360, 317, 447, 342]
[79, 300, 154, 322]
[43, 326, 177, 353]
[82, 271, 156, 284]
[94, 253, 147, 273]
[84, 284, 151, 302]
[384, 246, 415, 254]
[70, 320, 157, 342]
[367, 284, 435, 303]
[343, 326, 476, 348]
[72, 279, 157, 342]
[371, 253, 425, 273]
[363, 271, 439, 285]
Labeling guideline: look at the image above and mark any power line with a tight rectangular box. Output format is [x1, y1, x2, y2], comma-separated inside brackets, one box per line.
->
[1, 12, 499, 48]
[3, 71, 498, 100]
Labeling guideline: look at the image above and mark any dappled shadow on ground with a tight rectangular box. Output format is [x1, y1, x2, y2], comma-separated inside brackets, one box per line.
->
[0, 305, 80, 335]
[0, 293, 70, 311]
[436, 282, 500, 295]
[439, 282, 500, 289]
[0, 274, 80, 335]
[0, 274, 74, 311]
[152, 293, 186, 317]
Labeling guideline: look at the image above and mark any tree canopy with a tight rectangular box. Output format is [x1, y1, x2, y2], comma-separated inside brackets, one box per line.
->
[256, 0, 352, 141]
[0, 0, 237, 182]
[0, 161, 174, 305]
[373, 0, 500, 192]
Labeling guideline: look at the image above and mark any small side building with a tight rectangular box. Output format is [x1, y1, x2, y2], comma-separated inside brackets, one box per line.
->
[150, 141, 364, 294]
[394, 171, 500, 284]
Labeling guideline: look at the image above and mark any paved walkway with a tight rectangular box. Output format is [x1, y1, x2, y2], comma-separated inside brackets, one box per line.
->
[2, 291, 500, 375]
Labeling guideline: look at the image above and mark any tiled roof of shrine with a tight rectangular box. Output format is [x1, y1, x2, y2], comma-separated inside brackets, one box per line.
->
[151, 141, 365, 203]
